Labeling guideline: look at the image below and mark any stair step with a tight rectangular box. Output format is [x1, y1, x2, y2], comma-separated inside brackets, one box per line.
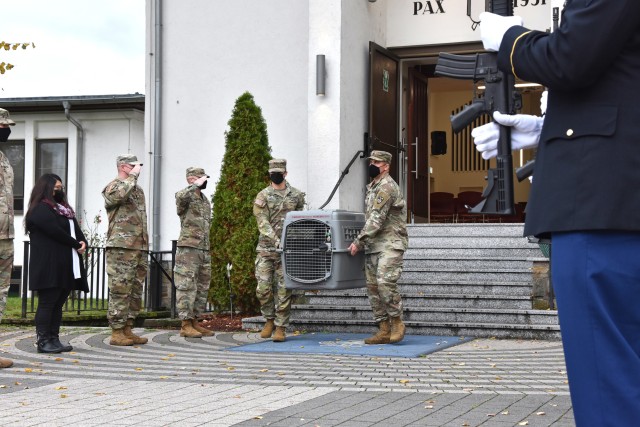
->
[300, 293, 532, 309]
[400, 270, 532, 282]
[405, 248, 546, 258]
[290, 305, 558, 325]
[403, 258, 535, 269]
[407, 223, 526, 237]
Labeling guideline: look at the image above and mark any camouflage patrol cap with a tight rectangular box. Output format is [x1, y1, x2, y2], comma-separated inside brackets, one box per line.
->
[268, 159, 287, 173]
[0, 108, 15, 126]
[368, 150, 392, 163]
[116, 154, 142, 165]
[186, 167, 208, 178]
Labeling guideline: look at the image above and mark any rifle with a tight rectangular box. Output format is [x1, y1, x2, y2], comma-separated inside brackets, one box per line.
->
[434, 0, 520, 215]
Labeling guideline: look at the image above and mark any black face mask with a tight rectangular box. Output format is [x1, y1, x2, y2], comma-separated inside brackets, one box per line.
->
[198, 180, 207, 190]
[270, 172, 284, 185]
[53, 189, 65, 203]
[0, 128, 11, 142]
[368, 164, 381, 178]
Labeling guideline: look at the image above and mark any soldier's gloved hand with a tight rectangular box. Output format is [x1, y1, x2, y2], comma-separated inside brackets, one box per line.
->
[194, 175, 208, 187]
[471, 111, 543, 160]
[540, 90, 548, 115]
[479, 12, 523, 52]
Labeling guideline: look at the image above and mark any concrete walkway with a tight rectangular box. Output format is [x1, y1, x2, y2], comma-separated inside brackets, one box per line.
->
[0, 327, 574, 426]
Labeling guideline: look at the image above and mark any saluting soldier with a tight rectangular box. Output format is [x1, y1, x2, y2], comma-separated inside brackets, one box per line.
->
[102, 154, 149, 346]
[253, 159, 305, 342]
[349, 150, 408, 344]
[0, 108, 15, 369]
[174, 167, 214, 338]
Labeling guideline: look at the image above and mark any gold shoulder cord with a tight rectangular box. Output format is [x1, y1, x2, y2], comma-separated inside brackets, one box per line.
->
[510, 30, 533, 80]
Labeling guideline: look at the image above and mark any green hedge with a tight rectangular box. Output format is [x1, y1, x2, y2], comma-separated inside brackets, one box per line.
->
[209, 92, 272, 313]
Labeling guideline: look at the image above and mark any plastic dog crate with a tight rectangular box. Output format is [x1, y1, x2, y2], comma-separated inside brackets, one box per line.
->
[282, 209, 366, 290]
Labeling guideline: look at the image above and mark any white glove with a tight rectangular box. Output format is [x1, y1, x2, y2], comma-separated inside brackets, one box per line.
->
[479, 12, 523, 52]
[471, 111, 543, 160]
[540, 90, 548, 115]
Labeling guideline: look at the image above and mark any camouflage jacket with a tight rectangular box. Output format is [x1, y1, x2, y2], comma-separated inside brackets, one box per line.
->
[175, 184, 211, 250]
[0, 151, 14, 240]
[353, 173, 408, 254]
[102, 175, 149, 250]
[253, 182, 305, 252]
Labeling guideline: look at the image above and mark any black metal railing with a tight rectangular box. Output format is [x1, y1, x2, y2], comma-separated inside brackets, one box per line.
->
[20, 241, 178, 318]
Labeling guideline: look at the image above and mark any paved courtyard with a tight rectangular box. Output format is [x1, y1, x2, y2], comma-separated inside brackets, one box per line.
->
[0, 327, 574, 426]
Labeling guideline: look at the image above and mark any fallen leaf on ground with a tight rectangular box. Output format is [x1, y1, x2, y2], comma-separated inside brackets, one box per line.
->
[54, 386, 67, 390]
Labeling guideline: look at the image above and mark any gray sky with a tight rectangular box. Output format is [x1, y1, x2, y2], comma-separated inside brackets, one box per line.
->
[0, 0, 145, 98]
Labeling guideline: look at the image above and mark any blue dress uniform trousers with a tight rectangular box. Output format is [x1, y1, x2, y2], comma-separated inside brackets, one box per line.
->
[552, 231, 640, 426]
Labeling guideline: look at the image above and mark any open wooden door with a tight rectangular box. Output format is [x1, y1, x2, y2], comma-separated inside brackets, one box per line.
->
[369, 42, 400, 183]
[407, 67, 430, 219]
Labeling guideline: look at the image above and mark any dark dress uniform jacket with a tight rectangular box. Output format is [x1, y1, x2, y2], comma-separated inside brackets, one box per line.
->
[26, 202, 89, 292]
[496, 1, 640, 237]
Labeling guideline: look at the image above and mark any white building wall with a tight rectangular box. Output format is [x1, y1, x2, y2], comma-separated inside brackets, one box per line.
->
[150, 0, 310, 251]
[7, 109, 145, 267]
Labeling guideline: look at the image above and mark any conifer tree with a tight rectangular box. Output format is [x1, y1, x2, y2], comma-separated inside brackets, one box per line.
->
[209, 92, 271, 313]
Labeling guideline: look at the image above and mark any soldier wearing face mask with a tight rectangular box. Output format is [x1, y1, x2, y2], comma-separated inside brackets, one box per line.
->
[0, 108, 15, 369]
[253, 159, 305, 342]
[348, 150, 408, 345]
[173, 167, 214, 338]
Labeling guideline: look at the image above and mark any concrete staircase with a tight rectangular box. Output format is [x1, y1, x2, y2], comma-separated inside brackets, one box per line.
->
[243, 223, 560, 340]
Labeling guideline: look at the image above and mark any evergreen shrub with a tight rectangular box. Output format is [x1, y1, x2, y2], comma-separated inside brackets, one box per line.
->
[209, 92, 271, 313]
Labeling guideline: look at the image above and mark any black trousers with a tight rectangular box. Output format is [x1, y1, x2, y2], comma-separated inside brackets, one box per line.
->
[35, 288, 71, 334]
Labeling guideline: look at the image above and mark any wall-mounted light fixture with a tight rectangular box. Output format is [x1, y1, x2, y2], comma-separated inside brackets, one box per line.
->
[316, 54, 326, 96]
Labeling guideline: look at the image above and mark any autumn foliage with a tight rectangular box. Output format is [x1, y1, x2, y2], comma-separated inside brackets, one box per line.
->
[209, 92, 272, 314]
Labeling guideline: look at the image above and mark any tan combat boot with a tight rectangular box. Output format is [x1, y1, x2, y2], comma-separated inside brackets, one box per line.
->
[272, 326, 286, 342]
[191, 319, 214, 337]
[180, 320, 203, 338]
[260, 319, 275, 339]
[124, 319, 148, 344]
[110, 328, 135, 346]
[0, 356, 13, 368]
[364, 319, 391, 345]
[389, 316, 406, 344]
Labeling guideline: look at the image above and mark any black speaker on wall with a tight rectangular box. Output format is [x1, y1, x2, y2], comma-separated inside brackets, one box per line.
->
[431, 131, 447, 155]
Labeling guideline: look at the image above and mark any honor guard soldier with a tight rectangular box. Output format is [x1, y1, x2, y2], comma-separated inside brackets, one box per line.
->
[474, 4, 640, 424]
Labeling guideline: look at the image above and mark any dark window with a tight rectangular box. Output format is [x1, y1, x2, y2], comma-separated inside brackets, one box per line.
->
[36, 139, 68, 184]
[0, 140, 26, 212]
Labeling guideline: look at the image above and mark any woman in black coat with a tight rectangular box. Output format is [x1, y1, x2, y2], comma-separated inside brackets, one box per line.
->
[25, 174, 89, 353]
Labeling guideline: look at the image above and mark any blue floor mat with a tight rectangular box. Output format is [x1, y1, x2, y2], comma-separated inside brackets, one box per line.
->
[228, 333, 472, 358]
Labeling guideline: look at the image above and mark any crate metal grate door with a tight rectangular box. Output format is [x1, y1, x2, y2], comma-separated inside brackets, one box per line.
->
[283, 219, 332, 283]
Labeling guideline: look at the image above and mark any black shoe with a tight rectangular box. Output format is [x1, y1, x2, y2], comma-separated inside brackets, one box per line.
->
[50, 335, 73, 352]
[36, 332, 63, 354]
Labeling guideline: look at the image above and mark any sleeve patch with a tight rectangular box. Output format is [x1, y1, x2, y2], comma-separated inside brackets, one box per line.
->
[254, 197, 266, 208]
[373, 191, 390, 209]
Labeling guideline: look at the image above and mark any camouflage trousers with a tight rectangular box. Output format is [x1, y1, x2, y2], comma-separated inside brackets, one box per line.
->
[174, 246, 211, 320]
[0, 239, 13, 323]
[365, 249, 404, 323]
[106, 248, 148, 329]
[255, 251, 292, 327]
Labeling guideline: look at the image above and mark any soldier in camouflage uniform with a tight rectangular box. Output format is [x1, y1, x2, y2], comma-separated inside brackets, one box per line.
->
[102, 154, 149, 346]
[254, 159, 305, 342]
[349, 150, 408, 344]
[0, 108, 15, 368]
[174, 167, 214, 338]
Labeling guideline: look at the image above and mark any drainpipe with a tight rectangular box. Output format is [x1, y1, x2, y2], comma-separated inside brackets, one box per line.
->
[62, 100, 84, 214]
[152, 0, 163, 252]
